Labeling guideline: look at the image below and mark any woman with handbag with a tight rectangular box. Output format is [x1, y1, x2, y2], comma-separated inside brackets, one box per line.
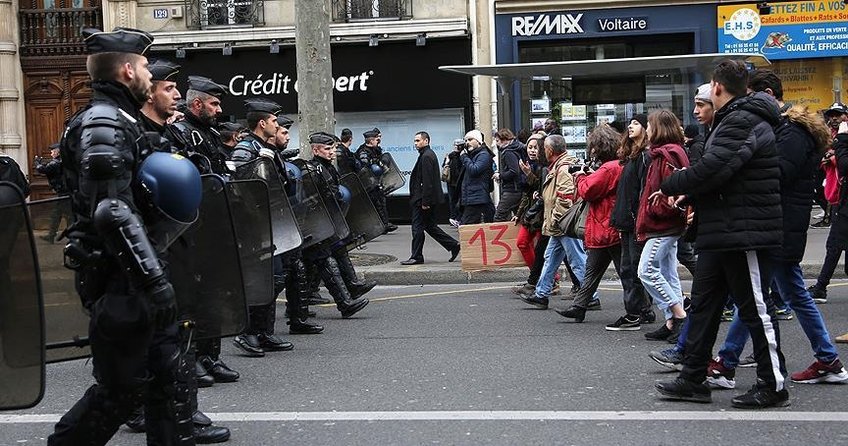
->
[636, 110, 690, 341]
[557, 124, 624, 322]
[512, 133, 561, 295]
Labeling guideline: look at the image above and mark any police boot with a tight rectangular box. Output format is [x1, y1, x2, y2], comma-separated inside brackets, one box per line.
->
[286, 259, 324, 334]
[145, 399, 181, 446]
[199, 356, 239, 383]
[305, 266, 332, 305]
[194, 361, 215, 388]
[319, 257, 369, 318]
[232, 334, 265, 357]
[125, 406, 146, 433]
[256, 300, 294, 351]
[334, 250, 377, 299]
[194, 424, 231, 444]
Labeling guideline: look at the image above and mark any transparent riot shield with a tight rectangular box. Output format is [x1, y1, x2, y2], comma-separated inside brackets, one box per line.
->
[170, 175, 249, 339]
[231, 158, 303, 254]
[26, 197, 90, 364]
[225, 179, 276, 307]
[356, 166, 380, 192]
[379, 153, 406, 194]
[288, 165, 336, 249]
[302, 168, 350, 242]
[339, 173, 384, 248]
[0, 182, 45, 410]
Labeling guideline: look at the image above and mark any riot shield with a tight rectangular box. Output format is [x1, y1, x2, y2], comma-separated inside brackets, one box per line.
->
[305, 169, 350, 242]
[170, 175, 249, 339]
[356, 165, 380, 192]
[26, 197, 90, 364]
[0, 182, 45, 409]
[339, 173, 384, 248]
[379, 153, 406, 194]
[231, 157, 303, 255]
[287, 165, 336, 249]
[225, 179, 276, 307]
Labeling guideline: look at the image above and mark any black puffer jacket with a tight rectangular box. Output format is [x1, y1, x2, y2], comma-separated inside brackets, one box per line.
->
[497, 139, 526, 192]
[610, 150, 649, 233]
[661, 92, 782, 252]
[773, 105, 830, 262]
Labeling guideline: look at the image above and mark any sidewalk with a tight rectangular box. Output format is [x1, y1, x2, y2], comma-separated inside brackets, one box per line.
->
[353, 224, 843, 285]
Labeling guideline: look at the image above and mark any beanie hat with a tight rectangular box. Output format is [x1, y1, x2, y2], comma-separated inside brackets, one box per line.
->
[631, 114, 647, 129]
[695, 83, 712, 103]
[683, 124, 700, 139]
[464, 129, 484, 144]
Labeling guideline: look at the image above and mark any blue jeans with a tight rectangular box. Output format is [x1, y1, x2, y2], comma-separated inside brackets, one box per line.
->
[638, 236, 683, 321]
[719, 261, 839, 368]
[535, 236, 592, 298]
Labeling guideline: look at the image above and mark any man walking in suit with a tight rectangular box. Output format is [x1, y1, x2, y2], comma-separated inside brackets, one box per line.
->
[402, 131, 461, 265]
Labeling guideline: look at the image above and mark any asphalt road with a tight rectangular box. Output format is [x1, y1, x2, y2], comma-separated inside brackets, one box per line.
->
[3, 281, 848, 445]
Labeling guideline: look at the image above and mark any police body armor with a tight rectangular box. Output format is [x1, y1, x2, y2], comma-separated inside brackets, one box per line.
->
[0, 182, 45, 410]
[170, 113, 231, 176]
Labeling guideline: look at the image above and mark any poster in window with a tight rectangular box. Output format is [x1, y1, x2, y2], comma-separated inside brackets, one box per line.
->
[563, 125, 587, 144]
[561, 103, 587, 121]
[531, 98, 550, 114]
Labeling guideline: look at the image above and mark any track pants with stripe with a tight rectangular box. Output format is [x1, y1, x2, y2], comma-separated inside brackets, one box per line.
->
[680, 250, 787, 391]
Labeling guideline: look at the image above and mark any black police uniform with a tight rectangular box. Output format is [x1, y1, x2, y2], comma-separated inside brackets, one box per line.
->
[48, 28, 183, 446]
[166, 75, 240, 394]
[0, 153, 30, 197]
[130, 58, 233, 445]
[355, 128, 392, 230]
[302, 132, 370, 318]
[170, 76, 231, 176]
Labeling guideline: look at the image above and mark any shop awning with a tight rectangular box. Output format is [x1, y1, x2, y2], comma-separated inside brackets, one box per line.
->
[438, 53, 769, 79]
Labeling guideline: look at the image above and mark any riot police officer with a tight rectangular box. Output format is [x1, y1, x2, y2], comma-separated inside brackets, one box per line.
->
[356, 127, 397, 233]
[171, 75, 231, 175]
[230, 98, 316, 356]
[303, 132, 371, 318]
[48, 27, 198, 446]
[168, 74, 240, 398]
[135, 57, 231, 444]
[336, 128, 359, 176]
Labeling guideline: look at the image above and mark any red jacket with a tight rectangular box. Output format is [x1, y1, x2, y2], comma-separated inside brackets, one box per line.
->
[576, 160, 623, 248]
[636, 143, 690, 241]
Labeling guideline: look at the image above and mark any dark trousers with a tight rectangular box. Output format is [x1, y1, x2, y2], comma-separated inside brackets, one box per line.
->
[619, 231, 650, 316]
[816, 246, 846, 289]
[676, 238, 698, 277]
[49, 281, 180, 445]
[493, 191, 523, 222]
[446, 185, 460, 220]
[410, 205, 458, 261]
[574, 245, 623, 309]
[680, 250, 787, 391]
[369, 189, 390, 226]
[527, 235, 550, 285]
[460, 203, 493, 225]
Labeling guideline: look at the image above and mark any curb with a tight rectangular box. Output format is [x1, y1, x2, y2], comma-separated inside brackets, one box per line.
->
[357, 263, 842, 286]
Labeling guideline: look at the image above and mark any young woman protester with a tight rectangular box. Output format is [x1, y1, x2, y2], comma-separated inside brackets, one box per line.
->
[607, 114, 656, 331]
[557, 124, 624, 322]
[637, 110, 690, 342]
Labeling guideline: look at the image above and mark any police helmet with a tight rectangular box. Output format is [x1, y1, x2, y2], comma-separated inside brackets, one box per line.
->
[338, 184, 352, 215]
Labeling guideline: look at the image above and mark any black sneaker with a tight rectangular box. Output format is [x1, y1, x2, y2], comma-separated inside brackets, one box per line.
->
[519, 295, 549, 310]
[731, 382, 790, 409]
[644, 323, 673, 341]
[666, 317, 687, 345]
[605, 314, 641, 331]
[738, 354, 757, 368]
[641, 310, 657, 324]
[807, 285, 827, 304]
[586, 298, 601, 311]
[655, 377, 712, 403]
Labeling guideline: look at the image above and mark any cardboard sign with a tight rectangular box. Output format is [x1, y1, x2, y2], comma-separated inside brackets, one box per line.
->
[458, 223, 526, 271]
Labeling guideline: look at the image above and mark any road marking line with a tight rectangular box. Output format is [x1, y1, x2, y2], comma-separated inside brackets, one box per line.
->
[3, 411, 848, 423]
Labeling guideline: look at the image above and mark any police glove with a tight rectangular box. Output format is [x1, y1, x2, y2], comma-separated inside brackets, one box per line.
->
[147, 278, 177, 330]
[259, 148, 276, 159]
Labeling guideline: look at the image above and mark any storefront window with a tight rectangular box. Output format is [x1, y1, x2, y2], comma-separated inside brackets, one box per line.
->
[518, 34, 695, 159]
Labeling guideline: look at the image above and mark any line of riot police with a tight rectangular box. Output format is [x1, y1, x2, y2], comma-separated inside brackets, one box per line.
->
[0, 26, 402, 446]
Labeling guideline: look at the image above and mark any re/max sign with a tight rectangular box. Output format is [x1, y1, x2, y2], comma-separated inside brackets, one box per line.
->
[511, 13, 585, 36]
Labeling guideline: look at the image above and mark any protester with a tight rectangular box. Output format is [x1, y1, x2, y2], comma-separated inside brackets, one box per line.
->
[556, 124, 622, 322]
[637, 110, 690, 342]
[493, 128, 527, 221]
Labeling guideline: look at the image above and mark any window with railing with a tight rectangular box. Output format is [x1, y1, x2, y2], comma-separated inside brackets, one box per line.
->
[331, 0, 412, 22]
[185, 0, 264, 30]
[19, 0, 102, 57]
